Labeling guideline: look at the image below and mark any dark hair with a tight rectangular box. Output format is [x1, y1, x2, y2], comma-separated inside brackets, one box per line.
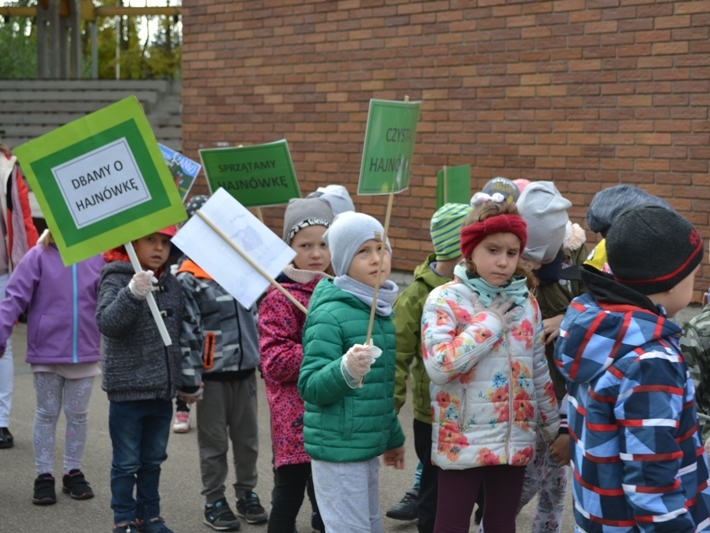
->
[463, 201, 538, 293]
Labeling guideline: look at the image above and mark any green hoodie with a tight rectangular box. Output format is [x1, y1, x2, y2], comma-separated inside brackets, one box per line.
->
[393, 253, 451, 424]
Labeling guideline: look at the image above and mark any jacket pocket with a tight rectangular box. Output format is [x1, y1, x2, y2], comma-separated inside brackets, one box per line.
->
[340, 396, 354, 440]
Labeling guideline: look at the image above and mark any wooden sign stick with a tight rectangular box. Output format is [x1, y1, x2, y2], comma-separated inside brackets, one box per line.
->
[125, 242, 173, 346]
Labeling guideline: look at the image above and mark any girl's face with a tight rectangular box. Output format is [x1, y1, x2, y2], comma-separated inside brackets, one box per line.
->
[290, 225, 331, 273]
[133, 232, 171, 271]
[468, 232, 521, 286]
[347, 239, 391, 288]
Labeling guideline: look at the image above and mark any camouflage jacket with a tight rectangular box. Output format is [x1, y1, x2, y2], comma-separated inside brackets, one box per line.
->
[680, 303, 710, 441]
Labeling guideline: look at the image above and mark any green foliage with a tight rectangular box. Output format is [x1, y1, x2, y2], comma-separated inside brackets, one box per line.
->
[0, 0, 181, 79]
[0, 17, 37, 79]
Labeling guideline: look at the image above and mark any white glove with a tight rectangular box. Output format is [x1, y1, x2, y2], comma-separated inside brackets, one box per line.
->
[340, 343, 382, 388]
[481, 295, 519, 331]
[129, 270, 156, 299]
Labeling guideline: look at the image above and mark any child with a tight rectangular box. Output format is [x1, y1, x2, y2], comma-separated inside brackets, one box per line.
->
[555, 204, 710, 532]
[258, 196, 334, 533]
[178, 195, 267, 532]
[514, 182, 586, 533]
[0, 230, 103, 504]
[298, 211, 405, 532]
[680, 288, 710, 450]
[421, 199, 560, 533]
[170, 196, 208, 435]
[391, 202, 472, 532]
[306, 184, 355, 215]
[0, 143, 40, 449]
[96, 226, 188, 533]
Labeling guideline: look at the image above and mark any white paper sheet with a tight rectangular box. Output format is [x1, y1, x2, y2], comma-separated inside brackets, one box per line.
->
[172, 188, 296, 309]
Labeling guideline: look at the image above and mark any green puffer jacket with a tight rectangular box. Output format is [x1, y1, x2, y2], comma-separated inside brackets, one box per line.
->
[298, 279, 405, 463]
[393, 253, 450, 424]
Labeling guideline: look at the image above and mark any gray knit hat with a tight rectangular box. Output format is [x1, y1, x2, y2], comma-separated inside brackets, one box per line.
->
[607, 204, 703, 295]
[282, 197, 334, 245]
[516, 181, 572, 263]
[307, 184, 355, 216]
[587, 185, 673, 237]
[323, 211, 391, 277]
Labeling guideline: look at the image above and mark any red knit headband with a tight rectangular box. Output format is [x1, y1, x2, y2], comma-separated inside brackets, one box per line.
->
[460, 214, 528, 258]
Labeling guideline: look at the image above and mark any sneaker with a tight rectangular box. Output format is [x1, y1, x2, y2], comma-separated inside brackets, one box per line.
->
[62, 469, 94, 500]
[172, 411, 190, 433]
[235, 491, 268, 525]
[0, 426, 13, 449]
[113, 523, 139, 533]
[136, 517, 173, 533]
[204, 498, 241, 531]
[32, 473, 57, 505]
[385, 488, 418, 521]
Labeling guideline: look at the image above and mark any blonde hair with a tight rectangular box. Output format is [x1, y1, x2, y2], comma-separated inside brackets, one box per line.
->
[463, 201, 538, 293]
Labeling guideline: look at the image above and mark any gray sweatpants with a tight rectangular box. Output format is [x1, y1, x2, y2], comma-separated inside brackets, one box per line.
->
[196, 375, 259, 504]
[311, 457, 384, 533]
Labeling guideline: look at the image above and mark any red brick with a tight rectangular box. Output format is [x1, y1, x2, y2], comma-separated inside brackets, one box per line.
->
[181, 0, 710, 292]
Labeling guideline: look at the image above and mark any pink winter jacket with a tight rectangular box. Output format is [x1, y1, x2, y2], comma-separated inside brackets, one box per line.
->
[258, 266, 328, 469]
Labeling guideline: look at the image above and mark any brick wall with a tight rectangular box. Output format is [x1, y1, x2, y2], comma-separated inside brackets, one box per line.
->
[181, 0, 710, 301]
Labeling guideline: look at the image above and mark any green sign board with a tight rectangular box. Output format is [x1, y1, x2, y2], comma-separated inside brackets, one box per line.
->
[358, 99, 421, 195]
[436, 165, 471, 208]
[199, 140, 300, 207]
[14, 97, 187, 266]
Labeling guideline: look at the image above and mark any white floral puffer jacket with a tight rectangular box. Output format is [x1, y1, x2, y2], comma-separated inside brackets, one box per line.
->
[421, 280, 560, 470]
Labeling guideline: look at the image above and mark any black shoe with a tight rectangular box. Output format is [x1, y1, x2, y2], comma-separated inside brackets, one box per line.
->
[32, 473, 57, 505]
[62, 469, 94, 500]
[385, 488, 418, 521]
[0, 427, 13, 449]
[311, 511, 325, 533]
[235, 491, 268, 525]
[204, 498, 241, 531]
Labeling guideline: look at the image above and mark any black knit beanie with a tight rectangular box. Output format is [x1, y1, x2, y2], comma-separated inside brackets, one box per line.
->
[606, 204, 704, 295]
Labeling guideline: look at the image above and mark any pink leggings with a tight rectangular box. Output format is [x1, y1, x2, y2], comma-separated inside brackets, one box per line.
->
[435, 465, 526, 533]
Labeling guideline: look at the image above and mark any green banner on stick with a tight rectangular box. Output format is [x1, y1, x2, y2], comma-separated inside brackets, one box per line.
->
[358, 99, 421, 195]
[199, 140, 300, 207]
[436, 165, 471, 208]
[14, 97, 187, 266]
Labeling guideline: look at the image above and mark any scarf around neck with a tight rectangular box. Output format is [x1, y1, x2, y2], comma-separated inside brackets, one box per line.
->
[454, 263, 529, 310]
[333, 275, 399, 316]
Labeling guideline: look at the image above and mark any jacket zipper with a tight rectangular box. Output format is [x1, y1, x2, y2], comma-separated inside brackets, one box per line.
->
[72, 264, 78, 364]
[505, 330, 513, 458]
[234, 299, 244, 371]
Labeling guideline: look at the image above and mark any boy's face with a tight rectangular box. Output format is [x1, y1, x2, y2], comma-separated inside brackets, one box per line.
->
[664, 265, 700, 318]
[347, 238, 391, 288]
[290, 225, 331, 273]
[133, 232, 171, 271]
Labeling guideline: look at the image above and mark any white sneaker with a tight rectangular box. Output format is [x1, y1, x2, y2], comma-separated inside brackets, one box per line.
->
[172, 411, 190, 433]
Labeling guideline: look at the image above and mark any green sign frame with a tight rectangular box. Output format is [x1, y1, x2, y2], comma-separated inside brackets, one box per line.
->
[199, 140, 300, 207]
[358, 99, 421, 195]
[14, 97, 187, 266]
[436, 165, 472, 208]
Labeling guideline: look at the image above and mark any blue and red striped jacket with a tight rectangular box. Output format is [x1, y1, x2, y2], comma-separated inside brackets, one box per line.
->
[555, 270, 710, 533]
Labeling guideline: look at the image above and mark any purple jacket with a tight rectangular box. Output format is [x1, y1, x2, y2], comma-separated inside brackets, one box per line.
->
[0, 244, 104, 365]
